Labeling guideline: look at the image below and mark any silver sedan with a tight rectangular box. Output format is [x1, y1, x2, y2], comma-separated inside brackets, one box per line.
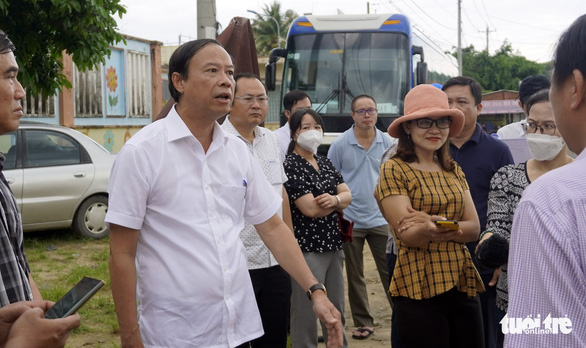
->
[0, 122, 115, 239]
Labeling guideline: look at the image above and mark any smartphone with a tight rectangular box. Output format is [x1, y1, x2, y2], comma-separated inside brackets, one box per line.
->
[44, 277, 105, 319]
[434, 220, 460, 230]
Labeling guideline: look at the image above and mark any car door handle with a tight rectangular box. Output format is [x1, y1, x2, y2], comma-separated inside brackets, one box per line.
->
[73, 172, 87, 178]
[5, 177, 14, 184]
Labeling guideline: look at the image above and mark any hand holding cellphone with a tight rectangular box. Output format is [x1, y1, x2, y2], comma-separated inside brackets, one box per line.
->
[434, 220, 460, 231]
[44, 277, 104, 319]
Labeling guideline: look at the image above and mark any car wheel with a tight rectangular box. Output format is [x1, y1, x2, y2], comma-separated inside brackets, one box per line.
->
[73, 195, 109, 239]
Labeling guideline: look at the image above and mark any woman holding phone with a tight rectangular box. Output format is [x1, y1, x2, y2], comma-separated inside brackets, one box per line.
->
[376, 84, 484, 347]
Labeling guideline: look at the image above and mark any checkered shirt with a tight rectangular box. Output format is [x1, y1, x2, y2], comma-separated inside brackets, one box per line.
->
[376, 158, 484, 299]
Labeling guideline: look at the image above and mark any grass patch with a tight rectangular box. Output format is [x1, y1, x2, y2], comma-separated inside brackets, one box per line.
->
[24, 229, 119, 347]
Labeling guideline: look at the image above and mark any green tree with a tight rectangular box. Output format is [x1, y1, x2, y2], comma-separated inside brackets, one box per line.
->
[456, 41, 548, 92]
[250, 1, 297, 56]
[0, 0, 126, 97]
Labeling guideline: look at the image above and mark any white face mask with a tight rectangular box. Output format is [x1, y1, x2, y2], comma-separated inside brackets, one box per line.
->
[296, 130, 323, 153]
[526, 133, 565, 161]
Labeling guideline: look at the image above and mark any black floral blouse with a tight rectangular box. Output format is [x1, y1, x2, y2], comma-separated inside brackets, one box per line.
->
[284, 153, 344, 253]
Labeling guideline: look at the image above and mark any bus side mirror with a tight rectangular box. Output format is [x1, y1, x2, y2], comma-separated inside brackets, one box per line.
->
[265, 62, 276, 91]
[416, 61, 428, 85]
[266, 48, 287, 91]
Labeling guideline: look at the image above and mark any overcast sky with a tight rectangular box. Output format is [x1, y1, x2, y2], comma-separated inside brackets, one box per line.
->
[116, 0, 586, 63]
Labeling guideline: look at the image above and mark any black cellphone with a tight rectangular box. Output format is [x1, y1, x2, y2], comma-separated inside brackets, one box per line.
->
[44, 277, 105, 319]
[434, 220, 460, 230]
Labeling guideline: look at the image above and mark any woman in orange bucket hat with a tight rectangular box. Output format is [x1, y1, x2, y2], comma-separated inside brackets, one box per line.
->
[376, 84, 485, 347]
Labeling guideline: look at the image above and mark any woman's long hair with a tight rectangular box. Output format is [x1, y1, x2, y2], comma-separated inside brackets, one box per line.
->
[392, 121, 456, 172]
[286, 108, 325, 154]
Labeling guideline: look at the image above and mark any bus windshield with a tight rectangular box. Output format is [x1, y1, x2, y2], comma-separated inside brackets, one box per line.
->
[283, 32, 410, 116]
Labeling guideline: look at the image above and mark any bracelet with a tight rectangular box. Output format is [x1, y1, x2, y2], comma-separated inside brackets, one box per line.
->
[335, 195, 341, 207]
[479, 230, 494, 240]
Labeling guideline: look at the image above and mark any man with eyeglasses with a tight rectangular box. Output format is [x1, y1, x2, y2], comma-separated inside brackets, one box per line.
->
[221, 73, 293, 348]
[327, 94, 393, 340]
[443, 77, 514, 348]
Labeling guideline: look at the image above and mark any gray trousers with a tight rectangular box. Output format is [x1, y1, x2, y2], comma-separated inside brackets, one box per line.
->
[343, 224, 392, 327]
[290, 250, 348, 348]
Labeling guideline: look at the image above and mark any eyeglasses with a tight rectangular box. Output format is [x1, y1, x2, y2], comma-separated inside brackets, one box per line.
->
[354, 108, 378, 116]
[413, 117, 452, 129]
[522, 122, 557, 135]
[234, 96, 269, 104]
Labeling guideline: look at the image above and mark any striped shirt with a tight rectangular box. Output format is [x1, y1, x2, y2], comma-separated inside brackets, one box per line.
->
[376, 158, 484, 299]
[0, 154, 33, 306]
[506, 150, 586, 347]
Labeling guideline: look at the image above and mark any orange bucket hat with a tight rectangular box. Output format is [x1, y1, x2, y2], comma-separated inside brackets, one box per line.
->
[387, 84, 465, 138]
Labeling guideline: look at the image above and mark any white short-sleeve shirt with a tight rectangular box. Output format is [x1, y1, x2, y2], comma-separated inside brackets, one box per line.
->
[221, 116, 287, 269]
[273, 122, 291, 163]
[105, 106, 281, 348]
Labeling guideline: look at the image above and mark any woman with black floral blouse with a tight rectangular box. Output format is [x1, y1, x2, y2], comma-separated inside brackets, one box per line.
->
[283, 108, 352, 348]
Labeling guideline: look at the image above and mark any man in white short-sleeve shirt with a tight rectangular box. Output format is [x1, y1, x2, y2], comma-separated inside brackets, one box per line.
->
[107, 39, 343, 348]
[221, 73, 293, 347]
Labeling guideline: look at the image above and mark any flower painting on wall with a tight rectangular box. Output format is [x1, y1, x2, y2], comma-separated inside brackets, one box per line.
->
[104, 49, 126, 116]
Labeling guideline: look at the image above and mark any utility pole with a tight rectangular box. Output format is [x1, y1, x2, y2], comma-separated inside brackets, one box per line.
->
[197, 0, 217, 39]
[457, 0, 462, 75]
[479, 25, 496, 53]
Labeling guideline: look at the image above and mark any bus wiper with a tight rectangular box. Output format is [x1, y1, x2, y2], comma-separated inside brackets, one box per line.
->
[315, 89, 340, 114]
[341, 74, 354, 109]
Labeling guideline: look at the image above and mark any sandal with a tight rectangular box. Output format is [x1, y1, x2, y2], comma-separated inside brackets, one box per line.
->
[351, 327, 374, 340]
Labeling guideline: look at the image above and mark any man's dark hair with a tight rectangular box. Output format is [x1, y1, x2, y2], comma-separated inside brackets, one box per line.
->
[552, 14, 586, 86]
[168, 39, 223, 102]
[283, 90, 311, 111]
[525, 89, 550, 115]
[442, 76, 483, 106]
[351, 94, 377, 112]
[233, 73, 267, 98]
[287, 108, 324, 154]
[0, 29, 15, 54]
[518, 75, 550, 107]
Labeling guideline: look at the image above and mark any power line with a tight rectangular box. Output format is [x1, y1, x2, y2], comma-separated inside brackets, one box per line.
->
[410, 0, 456, 31]
[382, 0, 455, 48]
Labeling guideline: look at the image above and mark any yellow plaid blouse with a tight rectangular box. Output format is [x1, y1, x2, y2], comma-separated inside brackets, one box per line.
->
[376, 158, 484, 299]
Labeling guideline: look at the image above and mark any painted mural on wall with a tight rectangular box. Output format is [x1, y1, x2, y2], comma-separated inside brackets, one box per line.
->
[105, 49, 126, 116]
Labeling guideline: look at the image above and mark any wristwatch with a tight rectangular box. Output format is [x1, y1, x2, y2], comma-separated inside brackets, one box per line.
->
[334, 195, 341, 206]
[307, 283, 327, 300]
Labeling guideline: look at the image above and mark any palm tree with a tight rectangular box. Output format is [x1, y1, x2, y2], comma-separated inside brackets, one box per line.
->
[250, 1, 298, 56]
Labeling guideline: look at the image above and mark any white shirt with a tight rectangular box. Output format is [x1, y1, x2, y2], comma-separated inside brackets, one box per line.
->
[497, 119, 526, 139]
[105, 106, 281, 348]
[273, 122, 291, 163]
[221, 116, 287, 269]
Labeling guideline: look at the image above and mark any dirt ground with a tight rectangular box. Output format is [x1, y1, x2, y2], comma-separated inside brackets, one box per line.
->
[333, 246, 392, 347]
[44, 236, 392, 347]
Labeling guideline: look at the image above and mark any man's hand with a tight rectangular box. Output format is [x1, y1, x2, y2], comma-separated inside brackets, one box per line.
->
[4, 301, 80, 348]
[0, 302, 31, 346]
[311, 292, 343, 347]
